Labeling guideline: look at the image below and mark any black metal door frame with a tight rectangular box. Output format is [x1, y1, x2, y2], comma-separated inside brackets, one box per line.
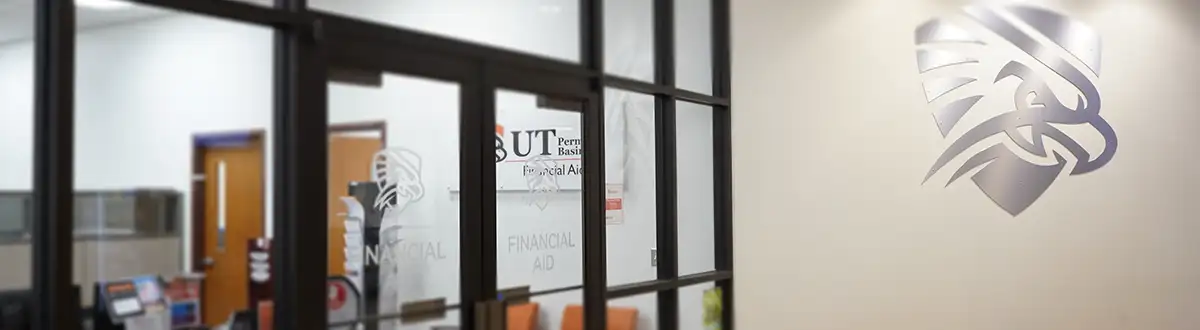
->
[320, 12, 606, 328]
[31, 0, 77, 328]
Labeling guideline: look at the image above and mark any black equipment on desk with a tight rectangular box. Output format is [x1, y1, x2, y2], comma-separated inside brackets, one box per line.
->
[93, 282, 134, 330]
[347, 181, 381, 330]
[0, 285, 81, 330]
[0, 289, 31, 330]
[93, 276, 167, 330]
[225, 310, 256, 330]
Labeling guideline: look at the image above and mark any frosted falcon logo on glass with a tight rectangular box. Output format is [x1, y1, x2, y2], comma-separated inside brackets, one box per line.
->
[914, 4, 1117, 216]
[369, 146, 428, 328]
[524, 154, 562, 211]
[372, 147, 426, 216]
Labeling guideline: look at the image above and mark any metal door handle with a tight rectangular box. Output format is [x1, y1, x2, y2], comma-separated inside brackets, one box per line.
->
[203, 257, 215, 268]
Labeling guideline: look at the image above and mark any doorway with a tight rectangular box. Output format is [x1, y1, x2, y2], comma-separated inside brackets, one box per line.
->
[191, 131, 267, 326]
[327, 122, 387, 276]
[318, 17, 610, 325]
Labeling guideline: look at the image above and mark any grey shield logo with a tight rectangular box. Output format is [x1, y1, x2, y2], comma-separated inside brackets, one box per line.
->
[914, 4, 1117, 216]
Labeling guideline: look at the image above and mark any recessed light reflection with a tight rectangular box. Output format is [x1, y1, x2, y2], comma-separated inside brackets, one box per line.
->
[77, 0, 133, 10]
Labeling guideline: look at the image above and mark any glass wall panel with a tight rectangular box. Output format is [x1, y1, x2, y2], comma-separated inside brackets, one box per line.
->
[605, 0, 654, 81]
[327, 71, 462, 329]
[502, 289, 582, 330]
[680, 282, 721, 330]
[495, 88, 585, 328]
[1, 0, 733, 327]
[604, 88, 657, 286]
[75, 5, 272, 327]
[676, 0, 713, 94]
[0, 0, 34, 306]
[609, 292, 658, 330]
[677, 101, 716, 275]
[311, 0, 580, 62]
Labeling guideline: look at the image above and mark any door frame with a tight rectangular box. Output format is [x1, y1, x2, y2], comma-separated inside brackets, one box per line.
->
[191, 126, 383, 291]
[321, 17, 600, 328]
[326, 121, 386, 279]
[329, 121, 387, 146]
[189, 130, 267, 275]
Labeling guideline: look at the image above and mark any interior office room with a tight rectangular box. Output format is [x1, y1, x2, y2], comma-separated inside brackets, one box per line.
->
[733, 0, 1200, 329]
[1, 0, 731, 329]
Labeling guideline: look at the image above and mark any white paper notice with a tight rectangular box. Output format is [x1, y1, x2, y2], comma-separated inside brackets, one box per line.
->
[111, 297, 143, 316]
[606, 183, 624, 225]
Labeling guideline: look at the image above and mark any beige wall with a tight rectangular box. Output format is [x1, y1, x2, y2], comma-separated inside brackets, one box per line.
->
[0, 237, 182, 305]
[733, 0, 1200, 329]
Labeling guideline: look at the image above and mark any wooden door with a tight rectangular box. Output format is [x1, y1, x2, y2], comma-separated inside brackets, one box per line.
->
[201, 140, 265, 325]
[328, 135, 383, 275]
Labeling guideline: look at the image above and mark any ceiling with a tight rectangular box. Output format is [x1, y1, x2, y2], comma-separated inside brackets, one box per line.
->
[0, 0, 231, 45]
[0, 0, 570, 45]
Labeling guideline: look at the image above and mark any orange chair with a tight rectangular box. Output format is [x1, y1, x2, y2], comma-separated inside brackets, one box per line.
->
[506, 302, 540, 330]
[560, 304, 638, 330]
[257, 300, 273, 330]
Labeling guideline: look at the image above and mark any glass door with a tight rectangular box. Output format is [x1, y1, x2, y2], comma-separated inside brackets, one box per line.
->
[324, 62, 467, 330]
[493, 88, 588, 330]
[320, 21, 601, 329]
